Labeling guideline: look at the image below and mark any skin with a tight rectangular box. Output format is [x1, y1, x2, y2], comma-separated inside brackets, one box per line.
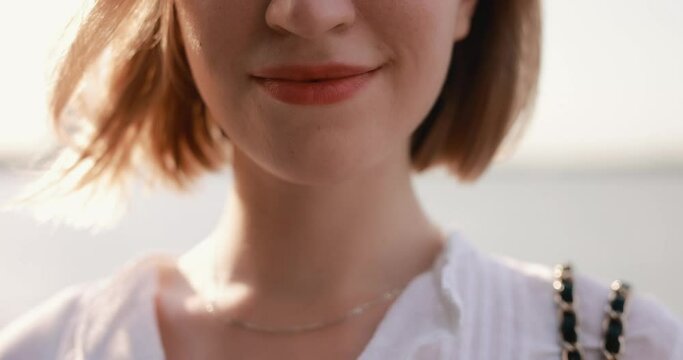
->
[154, 0, 479, 358]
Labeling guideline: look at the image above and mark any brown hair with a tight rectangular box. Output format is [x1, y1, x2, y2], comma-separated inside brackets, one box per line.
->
[8, 0, 541, 229]
[412, 0, 542, 180]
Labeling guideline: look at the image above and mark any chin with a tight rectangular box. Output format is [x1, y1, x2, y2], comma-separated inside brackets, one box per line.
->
[262, 146, 388, 187]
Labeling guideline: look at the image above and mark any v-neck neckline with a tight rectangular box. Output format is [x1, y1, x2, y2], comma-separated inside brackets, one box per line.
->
[138, 229, 462, 359]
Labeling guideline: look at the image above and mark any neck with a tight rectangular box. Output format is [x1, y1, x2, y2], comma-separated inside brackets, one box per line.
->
[184, 145, 447, 314]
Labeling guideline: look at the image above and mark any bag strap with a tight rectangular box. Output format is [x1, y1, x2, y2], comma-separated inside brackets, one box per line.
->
[602, 279, 631, 359]
[552, 263, 631, 360]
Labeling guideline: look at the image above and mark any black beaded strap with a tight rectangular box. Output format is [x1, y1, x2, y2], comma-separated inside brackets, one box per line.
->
[553, 263, 631, 360]
[553, 263, 585, 360]
[601, 280, 631, 359]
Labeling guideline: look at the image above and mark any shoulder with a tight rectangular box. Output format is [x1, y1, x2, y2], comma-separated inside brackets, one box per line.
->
[618, 287, 683, 359]
[0, 252, 174, 360]
[489, 253, 683, 359]
[0, 282, 92, 360]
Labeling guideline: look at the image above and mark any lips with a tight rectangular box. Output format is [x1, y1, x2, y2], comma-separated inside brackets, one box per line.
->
[250, 62, 382, 105]
[251, 63, 380, 82]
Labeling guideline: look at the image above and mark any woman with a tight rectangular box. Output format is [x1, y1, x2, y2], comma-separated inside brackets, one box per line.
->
[1, 0, 681, 359]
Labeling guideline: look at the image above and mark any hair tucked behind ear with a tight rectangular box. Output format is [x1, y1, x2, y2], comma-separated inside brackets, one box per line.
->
[410, 0, 542, 182]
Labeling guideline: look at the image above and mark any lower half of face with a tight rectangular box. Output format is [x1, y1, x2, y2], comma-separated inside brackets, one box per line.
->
[175, 0, 460, 186]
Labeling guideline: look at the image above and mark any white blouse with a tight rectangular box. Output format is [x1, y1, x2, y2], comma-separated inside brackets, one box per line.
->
[1, 227, 681, 359]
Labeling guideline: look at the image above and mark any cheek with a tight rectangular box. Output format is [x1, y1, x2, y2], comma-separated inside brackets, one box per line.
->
[175, 0, 256, 53]
[361, 1, 457, 130]
[174, 0, 256, 105]
[174, 0, 265, 140]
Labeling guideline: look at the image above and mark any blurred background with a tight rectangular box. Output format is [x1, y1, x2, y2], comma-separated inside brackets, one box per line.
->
[1, 0, 682, 327]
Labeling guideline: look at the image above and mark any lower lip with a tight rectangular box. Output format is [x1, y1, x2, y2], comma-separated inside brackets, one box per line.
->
[253, 68, 379, 106]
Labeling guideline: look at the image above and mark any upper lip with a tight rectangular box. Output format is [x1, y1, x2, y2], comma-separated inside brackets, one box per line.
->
[251, 63, 380, 81]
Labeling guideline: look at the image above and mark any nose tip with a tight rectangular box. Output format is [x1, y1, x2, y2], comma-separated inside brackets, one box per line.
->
[265, 0, 356, 39]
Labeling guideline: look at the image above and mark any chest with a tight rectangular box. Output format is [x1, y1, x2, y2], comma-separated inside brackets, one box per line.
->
[154, 290, 393, 360]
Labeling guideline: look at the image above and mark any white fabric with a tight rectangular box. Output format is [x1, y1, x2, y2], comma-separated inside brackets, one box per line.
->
[1, 227, 682, 359]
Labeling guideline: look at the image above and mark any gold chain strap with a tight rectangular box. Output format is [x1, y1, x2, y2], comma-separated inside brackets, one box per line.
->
[553, 263, 631, 360]
[601, 280, 631, 359]
[553, 263, 585, 360]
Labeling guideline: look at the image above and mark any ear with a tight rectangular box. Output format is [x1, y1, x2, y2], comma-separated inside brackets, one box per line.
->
[453, 0, 479, 42]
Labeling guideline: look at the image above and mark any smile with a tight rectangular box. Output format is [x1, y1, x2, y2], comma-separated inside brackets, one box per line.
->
[251, 63, 382, 106]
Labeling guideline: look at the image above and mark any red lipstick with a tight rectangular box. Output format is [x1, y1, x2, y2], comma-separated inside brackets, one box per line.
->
[251, 63, 381, 106]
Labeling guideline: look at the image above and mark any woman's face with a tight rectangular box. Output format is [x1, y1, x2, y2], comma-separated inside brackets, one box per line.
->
[174, 0, 476, 185]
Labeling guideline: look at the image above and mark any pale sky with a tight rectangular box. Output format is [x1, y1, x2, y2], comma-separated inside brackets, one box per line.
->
[0, 0, 681, 168]
[511, 0, 683, 168]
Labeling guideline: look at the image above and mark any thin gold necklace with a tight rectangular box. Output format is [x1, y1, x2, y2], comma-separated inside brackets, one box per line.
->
[203, 235, 407, 334]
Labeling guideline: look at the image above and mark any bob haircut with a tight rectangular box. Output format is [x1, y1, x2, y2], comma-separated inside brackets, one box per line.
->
[9, 0, 542, 229]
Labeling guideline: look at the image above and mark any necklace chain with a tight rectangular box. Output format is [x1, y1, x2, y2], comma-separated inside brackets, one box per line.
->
[204, 235, 406, 334]
[204, 285, 405, 334]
